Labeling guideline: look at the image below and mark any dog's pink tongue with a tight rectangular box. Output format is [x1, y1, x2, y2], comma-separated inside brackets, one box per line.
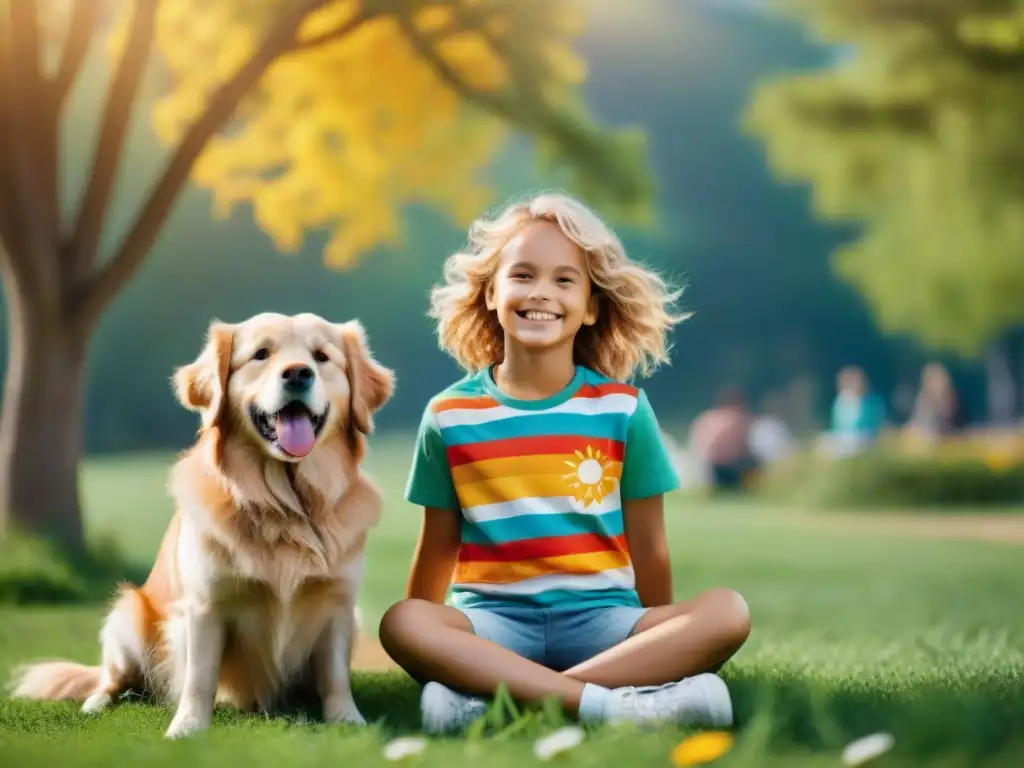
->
[275, 411, 315, 457]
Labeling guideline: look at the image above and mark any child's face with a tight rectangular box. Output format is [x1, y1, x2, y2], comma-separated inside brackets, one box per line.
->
[838, 370, 865, 396]
[486, 220, 597, 354]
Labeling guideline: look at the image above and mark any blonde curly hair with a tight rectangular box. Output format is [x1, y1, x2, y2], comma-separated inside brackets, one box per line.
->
[429, 191, 690, 382]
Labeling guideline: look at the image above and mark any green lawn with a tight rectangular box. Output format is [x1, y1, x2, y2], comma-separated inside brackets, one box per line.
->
[1, 434, 1023, 767]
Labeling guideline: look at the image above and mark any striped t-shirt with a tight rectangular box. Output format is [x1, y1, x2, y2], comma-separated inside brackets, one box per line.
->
[405, 365, 680, 611]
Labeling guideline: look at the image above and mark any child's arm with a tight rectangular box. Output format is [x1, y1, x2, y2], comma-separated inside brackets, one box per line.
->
[404, 401, 461, 603]
[406, 506, 461, 604]
[619, 390, 681, 609]
[623, 494, 674, 607]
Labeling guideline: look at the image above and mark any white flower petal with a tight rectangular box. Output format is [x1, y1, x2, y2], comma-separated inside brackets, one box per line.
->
[533, 726, 585, 761]
[841, 733, 895, 766]
[383, 736, 427, 761]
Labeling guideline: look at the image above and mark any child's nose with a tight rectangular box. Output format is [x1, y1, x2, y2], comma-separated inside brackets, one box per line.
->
[528, 281, 554, 300]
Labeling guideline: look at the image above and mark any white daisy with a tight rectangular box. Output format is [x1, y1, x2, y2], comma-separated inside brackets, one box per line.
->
[533, 726, 585, 760]
[383, 736, 427, 761]
[841, 732, 895, 766]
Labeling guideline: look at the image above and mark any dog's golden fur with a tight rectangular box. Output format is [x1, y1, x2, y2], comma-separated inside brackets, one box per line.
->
[9, 313, 394, 738]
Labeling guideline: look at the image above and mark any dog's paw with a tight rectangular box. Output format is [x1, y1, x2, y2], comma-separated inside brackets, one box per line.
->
[344, 708, 368, 726]
[323, 694, 367, 727]
[332, 709, 367, 727]
[81, 691, 113, 714]
[164, 707, 211, 740]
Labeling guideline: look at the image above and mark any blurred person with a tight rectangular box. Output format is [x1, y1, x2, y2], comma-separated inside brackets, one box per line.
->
[687, 389, 757, 490]
[748, 392, 796, 464]
[822, 366, 886, 457]
[379, 192, 748, 735]
[907, 363, 964, 441]
[659, 427, 711, 490]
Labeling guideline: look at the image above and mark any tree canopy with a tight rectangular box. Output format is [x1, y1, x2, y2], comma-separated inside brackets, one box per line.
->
[745, 0, 1024, 357]
[0, 0, 654, 550]
[134, 0, 652, 269]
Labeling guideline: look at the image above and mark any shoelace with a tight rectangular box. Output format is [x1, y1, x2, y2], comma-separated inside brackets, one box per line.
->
[620, 683, 680, 720]
[628, 676, 707, 719]
[635, 681, 683, 694]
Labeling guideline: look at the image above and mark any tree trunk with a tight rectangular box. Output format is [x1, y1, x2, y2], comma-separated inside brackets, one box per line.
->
[0, 284, 89, 552]
[0, 0, 335, 552]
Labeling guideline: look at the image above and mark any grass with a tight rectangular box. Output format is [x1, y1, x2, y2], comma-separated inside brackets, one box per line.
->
[1, 434, 1023, 767]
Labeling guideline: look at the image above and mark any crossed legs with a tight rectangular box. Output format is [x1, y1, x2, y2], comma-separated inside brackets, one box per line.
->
[379, 587, 751, 717]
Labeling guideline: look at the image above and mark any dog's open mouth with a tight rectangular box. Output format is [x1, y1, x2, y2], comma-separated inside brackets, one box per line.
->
[249, 401, 328, 459]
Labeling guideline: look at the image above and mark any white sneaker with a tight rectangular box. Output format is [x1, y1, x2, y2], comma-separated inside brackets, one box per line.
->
[420, 681, 489, 734]
[602, 673, 733, 728]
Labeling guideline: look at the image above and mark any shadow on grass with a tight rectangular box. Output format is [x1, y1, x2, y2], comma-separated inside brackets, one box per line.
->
[0, 532, 149, 606]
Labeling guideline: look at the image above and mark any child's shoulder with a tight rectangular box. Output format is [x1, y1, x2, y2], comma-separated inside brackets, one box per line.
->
[575, 366, 642, 402]
[424, 369, 491, 415]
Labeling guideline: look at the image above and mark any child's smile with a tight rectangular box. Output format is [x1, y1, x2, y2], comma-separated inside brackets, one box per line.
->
[487, 220, 597, 353]
[516, 309, 564, 322]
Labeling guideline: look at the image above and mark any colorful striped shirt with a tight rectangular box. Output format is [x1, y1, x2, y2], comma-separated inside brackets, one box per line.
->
[405, 365, 680, 611]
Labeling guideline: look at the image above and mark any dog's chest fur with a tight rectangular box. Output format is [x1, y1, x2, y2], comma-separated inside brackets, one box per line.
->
[184, 455, 367, 598]
[164, 451, 374, 706]
[205, 507, 364, 606]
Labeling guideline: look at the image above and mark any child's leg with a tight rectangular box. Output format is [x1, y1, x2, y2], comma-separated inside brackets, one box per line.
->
[378, 598, 589, 715]
[561, 587, 751, 688]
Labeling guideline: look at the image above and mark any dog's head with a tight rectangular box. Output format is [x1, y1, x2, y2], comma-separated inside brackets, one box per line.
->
[174, 313, 394, 463]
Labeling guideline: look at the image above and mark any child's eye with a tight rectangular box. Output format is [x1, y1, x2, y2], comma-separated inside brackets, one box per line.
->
[511, 272, 531, 280]
[557, 276, 574, 284]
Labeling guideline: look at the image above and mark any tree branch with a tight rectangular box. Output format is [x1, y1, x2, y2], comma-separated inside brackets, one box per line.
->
[466, 7, 550, 109]
[398, 3, 650, 215]
[72, 0, 339, 328]
[52, 0, 99, 113]
[396, 4, 569, 146]
[9, 0, 41, 89]
[0, 16, 22, 260]
[2, 0, 60, 308]
[67, 0, 157, 278]
[396, 10, 521, 124]
[287, 0, 467, 51]
[290, 9, 374, 50]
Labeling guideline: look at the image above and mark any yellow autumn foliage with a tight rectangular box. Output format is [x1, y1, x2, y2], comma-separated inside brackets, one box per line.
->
[129, 0, 591, 267]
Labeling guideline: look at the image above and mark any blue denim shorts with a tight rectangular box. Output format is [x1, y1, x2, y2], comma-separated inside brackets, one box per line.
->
[459, 603, 649, 672]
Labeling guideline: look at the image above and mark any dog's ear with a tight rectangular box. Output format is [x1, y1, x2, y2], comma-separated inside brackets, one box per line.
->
[173, 320, 235, 432]
[337, 321, 394, 443]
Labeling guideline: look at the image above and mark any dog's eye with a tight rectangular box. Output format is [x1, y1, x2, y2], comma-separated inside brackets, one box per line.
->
[252, 348, 270, 361]
[313, 350, 329, 364]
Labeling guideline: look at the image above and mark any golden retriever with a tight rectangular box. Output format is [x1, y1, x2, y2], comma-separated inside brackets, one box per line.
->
[9, 312, 394, 739]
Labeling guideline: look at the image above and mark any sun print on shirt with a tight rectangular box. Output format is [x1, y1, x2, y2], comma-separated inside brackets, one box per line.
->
[562, 445, 617, 508]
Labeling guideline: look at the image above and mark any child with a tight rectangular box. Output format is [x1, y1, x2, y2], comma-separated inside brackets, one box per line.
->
[379, 192, 751, 734]
[826, 366, 886, 457]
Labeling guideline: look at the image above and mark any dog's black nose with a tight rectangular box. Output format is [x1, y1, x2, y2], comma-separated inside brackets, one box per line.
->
[282, 365, 314, 392]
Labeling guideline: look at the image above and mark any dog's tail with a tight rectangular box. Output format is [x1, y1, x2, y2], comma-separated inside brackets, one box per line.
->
[8, 660, 101, 702]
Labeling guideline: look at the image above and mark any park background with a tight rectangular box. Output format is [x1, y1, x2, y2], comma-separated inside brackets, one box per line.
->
[9, 0, 1024, 457]
[0, 1, 1022, 766]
